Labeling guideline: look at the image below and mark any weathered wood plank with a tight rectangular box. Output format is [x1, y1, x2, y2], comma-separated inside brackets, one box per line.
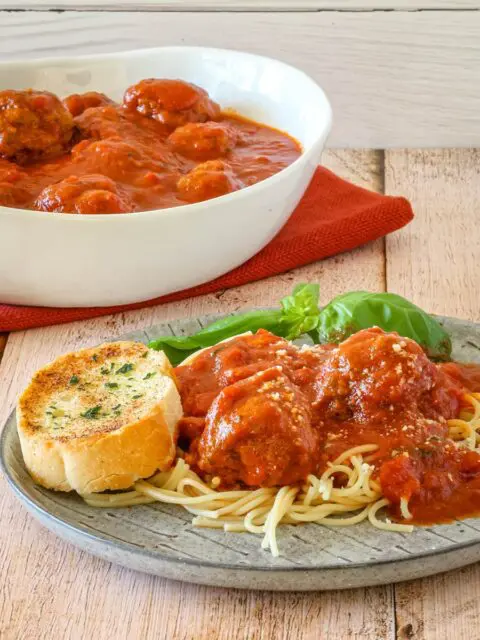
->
[2, 12, 480, 148]
[394, 565, 480, 640]
[1, 1, 479, 9]
[0, 334, 7, 364]
[385, 149, 480, 640]
[385, 149, 480, 322]
[0, 150, 393, 640]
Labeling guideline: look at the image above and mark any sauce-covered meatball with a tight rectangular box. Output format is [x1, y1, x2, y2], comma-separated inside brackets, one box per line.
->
[177, 160, 242, 203]
[0, 90, 75, 162]
[63, 91, 113, 117]
[74, 105, 127, 141]
[123, 79, 220, 128]
[71, 137, 185, 184]
[197, 367, 317, 487]
[313, 328, 450, 423]
[0, 159, 28, 206]
[0, 182, 29, 208]
[71, 138, 148, 182]
[168, 122, 238, 160]
[34, 174, 134, 214]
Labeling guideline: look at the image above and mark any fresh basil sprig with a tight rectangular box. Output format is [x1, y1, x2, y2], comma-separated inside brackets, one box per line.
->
[148, 285, 452, 365]
[317, 291, 451, 360]
[148, 284, 320, 365]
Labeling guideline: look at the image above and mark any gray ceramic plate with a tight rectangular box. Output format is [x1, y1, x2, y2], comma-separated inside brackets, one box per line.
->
[2, 314, 480, 591]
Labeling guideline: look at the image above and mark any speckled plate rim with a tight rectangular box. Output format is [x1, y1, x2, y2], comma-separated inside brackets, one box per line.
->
[2, 312, 480, 590]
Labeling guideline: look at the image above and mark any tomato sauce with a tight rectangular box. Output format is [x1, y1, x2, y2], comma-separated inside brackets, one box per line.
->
[174, 328, 480, 526]
[0, 79, 301, 214]
[438, 361, 480, 393]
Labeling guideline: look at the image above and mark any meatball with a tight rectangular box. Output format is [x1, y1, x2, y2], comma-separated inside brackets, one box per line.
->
[168, 122, 238, 160]
[0, 89, 74, 162]
[177, 160, 242, 203]
[176, 329, 303, 421]
[0, 159, 29, 207]
[71, 138, 148, 182]
[313, 328, 440, 422]
[34, 174, 134, 214]
[123, 79, 220, 129]
[63, 91, 113, 117]
[74, 104, 127, 141]
[0, 182, 15, 206]
[0, 182, 28, 208]
[75, 103, 176, 149]
[197, 367, 317, 487]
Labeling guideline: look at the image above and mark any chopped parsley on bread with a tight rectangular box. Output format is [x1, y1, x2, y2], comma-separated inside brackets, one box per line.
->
[17, 341, 182, 494]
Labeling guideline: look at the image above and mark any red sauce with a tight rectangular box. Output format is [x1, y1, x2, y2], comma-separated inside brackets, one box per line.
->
[174, 328, 480, 525]
[438, 361, 480, 393]
[0, 79, 301, 214]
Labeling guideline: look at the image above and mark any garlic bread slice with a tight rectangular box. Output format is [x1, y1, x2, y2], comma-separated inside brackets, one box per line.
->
[17, 341, 182, 494]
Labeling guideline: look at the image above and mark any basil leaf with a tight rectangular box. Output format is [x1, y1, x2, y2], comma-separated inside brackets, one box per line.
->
[149, 310, 284, 365]
[149, 286, 452, 365]
[148, 335, 202, 353]
[280, 283, 321, 339]
[189, 310, 285, 343]
[317, 291, 451, 360]
[148, 283, 321, 364]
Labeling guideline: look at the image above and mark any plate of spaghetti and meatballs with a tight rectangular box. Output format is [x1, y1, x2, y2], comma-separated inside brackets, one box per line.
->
[0, 47, 331, 307]
[3, 286, 480, 591]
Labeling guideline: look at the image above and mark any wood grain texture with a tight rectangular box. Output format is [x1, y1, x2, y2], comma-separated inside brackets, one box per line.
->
[0, 150, 393, 640]
[2, 11, 480, 148]
[395, 566, 480, 640]
[0, 334, 7, 364]
[2, 1, 479, 9]
[385, 149, 480, 640]
[385, 150, 480, 322]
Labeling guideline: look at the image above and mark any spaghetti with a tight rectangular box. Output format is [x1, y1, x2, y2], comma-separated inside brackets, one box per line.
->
[82, 394, 480, 558]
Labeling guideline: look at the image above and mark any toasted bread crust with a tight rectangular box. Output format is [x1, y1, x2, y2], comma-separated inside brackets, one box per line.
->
[17, 341, 182, 493]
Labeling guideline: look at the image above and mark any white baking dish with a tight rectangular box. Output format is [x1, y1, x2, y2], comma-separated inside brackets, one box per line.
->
[0, 46, 332, 307]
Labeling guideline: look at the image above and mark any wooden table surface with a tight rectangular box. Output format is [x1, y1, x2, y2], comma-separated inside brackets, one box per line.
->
[1, 148, 479, 639]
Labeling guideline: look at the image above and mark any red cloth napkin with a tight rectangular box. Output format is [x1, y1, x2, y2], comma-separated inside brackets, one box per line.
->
[0, 167, 413, 332]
